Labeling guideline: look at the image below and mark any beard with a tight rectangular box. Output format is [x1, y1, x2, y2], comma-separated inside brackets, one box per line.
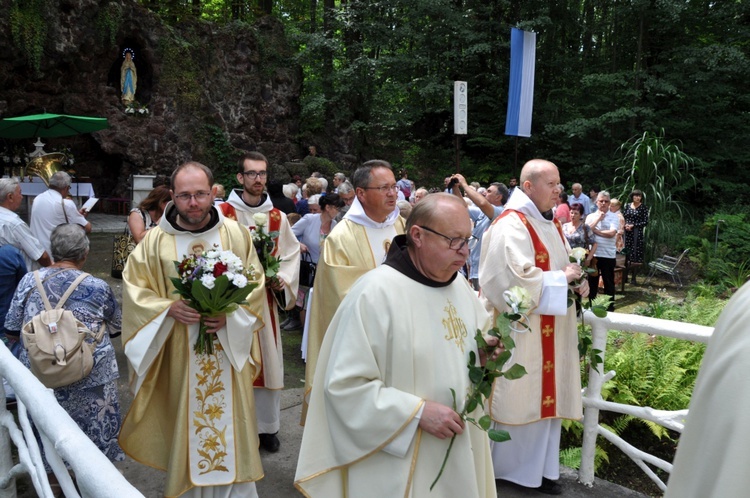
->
[175, 203, 212, 227]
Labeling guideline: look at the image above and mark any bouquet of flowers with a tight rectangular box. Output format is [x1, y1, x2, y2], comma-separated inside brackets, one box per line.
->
[171, 247, 260, 355]
[250, 212, 283, 284]
[431, 286, 530, 490]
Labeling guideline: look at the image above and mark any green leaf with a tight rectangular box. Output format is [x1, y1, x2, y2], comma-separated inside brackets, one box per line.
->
[503, 363, 527, 380]
[488, 429, 511, 442]
[592, 306, 608, 318]
[468, 365, 484, 384]
[496, 350, 512, 366]
[478, 414, 491, 431]
[465, 398, 478, 413]
[502, 333, 515, 348]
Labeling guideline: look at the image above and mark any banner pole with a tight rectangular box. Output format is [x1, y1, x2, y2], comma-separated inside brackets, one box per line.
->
[455, 135, 461, 174]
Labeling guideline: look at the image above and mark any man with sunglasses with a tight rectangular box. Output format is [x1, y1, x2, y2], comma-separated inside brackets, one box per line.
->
[303, 159, 406, 424]
[220, 151, 301, 453]
[296, 193, 496, 497]
[480, 159, 589, 495]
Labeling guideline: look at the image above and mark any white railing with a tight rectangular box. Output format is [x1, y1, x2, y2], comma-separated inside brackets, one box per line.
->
[0, 342, 143, 498]
[578, 311, 714, 492]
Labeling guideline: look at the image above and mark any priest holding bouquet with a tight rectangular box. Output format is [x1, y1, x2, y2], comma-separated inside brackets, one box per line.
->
[120, 161, 267, 498]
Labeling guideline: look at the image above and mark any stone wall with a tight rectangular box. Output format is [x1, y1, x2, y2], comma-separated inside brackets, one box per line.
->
[0, 0, 304, 198]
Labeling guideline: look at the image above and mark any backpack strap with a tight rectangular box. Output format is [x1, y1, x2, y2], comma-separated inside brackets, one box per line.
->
[33, 271, 53, 311]
[55, 272, 90, 310]
[32, 270, 105, 343]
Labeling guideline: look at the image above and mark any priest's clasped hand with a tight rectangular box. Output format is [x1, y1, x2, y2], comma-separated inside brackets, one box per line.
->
[167, 300, 227, 333]
[419, 401, 465, 440]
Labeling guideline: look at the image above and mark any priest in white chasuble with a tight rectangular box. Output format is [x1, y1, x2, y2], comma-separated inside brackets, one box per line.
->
[479, 159, 589, 495]
[295, 194, 496, 498]
[665, 281, 750, 498]
[219, 151, 300, 453]
[120, 162, 266, 498]
[302, 160, 406, 423]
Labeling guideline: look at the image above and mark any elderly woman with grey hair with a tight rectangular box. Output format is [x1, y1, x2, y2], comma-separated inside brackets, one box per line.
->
[5, 224, 125, 483]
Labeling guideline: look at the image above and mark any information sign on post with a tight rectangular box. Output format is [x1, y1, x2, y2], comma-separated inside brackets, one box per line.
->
[454, 81, 468, 135]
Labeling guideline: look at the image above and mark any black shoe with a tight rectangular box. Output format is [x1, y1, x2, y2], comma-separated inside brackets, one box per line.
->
[537, 477, 562, 495]
[281, 318, 302, 330]
[259, 432, 280, 452]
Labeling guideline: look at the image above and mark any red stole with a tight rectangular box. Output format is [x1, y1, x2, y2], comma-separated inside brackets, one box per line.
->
[495, 209, 566, 418]
[220, 203, 284, 388]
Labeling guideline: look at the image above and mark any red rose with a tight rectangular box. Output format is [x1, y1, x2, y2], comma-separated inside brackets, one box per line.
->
[213, 262, 228, 277]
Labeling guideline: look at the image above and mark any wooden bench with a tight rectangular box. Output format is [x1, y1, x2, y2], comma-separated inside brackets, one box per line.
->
[644, 248, 690, 287]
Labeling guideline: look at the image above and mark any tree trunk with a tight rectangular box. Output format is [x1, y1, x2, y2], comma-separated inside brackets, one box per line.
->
[309, 0, 317, 33]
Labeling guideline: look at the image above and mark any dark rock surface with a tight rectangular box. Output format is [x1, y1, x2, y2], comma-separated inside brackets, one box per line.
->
[0, 0, 304, 197]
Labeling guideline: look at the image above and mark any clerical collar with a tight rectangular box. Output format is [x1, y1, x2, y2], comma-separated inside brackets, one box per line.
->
[343, 197, 401, 229]
[165, 204, 220, 233]
[384, 235, 457, 288]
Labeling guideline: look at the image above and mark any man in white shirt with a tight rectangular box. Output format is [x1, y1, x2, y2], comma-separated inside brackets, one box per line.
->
[568, 183, 593, 215]
[586, 190, 619, 311]
[30, 171, 91, 257]
[0, 177, 51, 270]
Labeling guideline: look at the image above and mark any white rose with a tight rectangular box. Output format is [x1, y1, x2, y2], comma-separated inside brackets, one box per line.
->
[200, 274, 216, 290]
[503, 286, 532, 314]
[570, 247, 588, 265]
[253, 212, 268, 227]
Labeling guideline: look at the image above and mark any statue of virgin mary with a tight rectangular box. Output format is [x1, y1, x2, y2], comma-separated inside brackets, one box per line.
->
[121, 48, 137, 104]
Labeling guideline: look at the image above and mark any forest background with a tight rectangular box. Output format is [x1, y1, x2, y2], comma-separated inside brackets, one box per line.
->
[5, 0, 750, 251]
[130, 0, 750, 203]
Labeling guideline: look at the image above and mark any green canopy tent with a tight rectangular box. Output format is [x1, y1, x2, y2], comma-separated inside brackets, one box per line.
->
[0, 113, 108, 139]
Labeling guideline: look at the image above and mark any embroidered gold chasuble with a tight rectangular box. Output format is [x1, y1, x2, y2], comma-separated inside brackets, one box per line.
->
[120, 208, 266, 497]
[295, 265, 496, 498]
[479, 199, 582, 425]
[303, 217, 405, 422]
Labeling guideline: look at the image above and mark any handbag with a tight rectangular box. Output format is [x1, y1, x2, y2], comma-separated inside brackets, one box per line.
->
[111, 209, 147, 279]
[299, 252, 317, 287]
[21, 271, 105, 389]
[111, 229, 136, 279]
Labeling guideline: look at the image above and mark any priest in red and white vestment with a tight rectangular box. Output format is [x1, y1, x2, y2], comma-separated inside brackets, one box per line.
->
[479, 159, 589, 495]
[220, 151, 300, 452]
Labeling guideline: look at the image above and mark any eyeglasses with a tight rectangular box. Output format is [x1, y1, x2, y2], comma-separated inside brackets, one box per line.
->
[417, 225, 474, 251]
[240, 170, 267, 179]
[174, 192, 212, 202]
[361, 184, 400, 194]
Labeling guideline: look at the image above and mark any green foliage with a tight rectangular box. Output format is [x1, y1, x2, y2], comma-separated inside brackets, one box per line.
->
[559, 433, 609, 471]
[601, 331, 705, 440]
[95, 2, 123, 47]
[158, 32, 203, 111]
[634, 287, 725, 326]
[612, 130, 698, 261]
[9, 0, 48, 74]
[682, 213, 750, 293]
[202, 125, 238, 191]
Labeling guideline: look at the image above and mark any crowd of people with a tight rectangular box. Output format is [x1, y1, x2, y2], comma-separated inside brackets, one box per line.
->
[0, 155, 654, 497]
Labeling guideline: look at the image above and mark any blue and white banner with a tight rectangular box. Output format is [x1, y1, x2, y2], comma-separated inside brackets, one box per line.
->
[505, 28, 536, 138]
